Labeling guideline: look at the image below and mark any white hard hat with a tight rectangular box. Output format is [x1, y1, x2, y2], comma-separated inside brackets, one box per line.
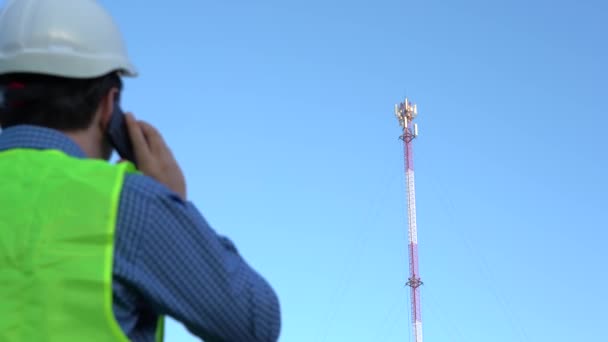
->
[0, 0, 137, 78]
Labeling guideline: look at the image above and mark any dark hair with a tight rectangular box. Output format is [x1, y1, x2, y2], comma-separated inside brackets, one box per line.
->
[0, 72, 122, 131]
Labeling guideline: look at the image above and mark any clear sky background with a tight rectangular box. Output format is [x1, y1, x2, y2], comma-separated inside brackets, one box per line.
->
[30, 0, 608, 340]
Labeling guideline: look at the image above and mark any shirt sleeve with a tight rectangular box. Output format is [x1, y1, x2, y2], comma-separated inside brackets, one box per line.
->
[127, 177, 281, 342]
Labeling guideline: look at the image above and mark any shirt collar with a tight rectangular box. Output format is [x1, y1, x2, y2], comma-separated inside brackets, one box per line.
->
[0, 125, 87, 158]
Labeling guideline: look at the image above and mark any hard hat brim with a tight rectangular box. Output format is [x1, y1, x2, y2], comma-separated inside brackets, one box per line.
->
[0, 51, 138, 78]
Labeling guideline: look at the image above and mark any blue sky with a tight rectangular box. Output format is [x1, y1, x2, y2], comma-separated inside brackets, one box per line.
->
[24, 0, 608, 340]
[100, 0, 607, 341]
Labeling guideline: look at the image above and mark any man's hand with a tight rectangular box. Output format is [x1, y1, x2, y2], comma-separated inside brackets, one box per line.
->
[125, 113, 187, 200]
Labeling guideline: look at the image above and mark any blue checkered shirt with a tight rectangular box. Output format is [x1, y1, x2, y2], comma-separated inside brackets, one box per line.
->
[0, 125, 281, 342]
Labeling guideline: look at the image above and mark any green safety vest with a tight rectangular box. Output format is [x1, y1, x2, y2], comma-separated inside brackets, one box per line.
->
[0, 148, 164, 341]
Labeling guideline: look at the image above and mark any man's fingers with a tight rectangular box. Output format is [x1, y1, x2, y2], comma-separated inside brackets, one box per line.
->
[125, 113, 150, 158]
[122, 116, 187, 200]
[138, 121, 168, 153]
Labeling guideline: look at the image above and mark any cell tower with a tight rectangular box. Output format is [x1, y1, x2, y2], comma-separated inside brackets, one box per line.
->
[394, 98, 423, 342]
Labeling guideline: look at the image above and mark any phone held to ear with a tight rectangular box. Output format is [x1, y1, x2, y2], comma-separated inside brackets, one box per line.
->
[106, 100, 136, 164]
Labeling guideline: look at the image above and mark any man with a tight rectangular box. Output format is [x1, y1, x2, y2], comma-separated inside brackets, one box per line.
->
[0, 1, 281, 341]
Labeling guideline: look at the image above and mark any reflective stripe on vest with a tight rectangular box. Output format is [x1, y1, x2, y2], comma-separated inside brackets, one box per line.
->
[0, 149, 163, 341]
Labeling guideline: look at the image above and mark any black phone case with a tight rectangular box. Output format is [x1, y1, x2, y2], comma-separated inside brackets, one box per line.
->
[106, 103, 136, 163]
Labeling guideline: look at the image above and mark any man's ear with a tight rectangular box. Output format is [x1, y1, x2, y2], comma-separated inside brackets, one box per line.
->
[99, 87, 120, 131]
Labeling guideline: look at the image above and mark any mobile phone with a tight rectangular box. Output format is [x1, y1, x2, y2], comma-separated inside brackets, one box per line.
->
[106, 99, 136, 164]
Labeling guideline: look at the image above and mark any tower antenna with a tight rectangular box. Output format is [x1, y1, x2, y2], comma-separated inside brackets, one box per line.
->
[394, 98, 423, 342]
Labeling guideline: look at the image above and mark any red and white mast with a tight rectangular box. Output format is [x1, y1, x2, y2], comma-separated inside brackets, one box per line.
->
[395, 98, 423, 342]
